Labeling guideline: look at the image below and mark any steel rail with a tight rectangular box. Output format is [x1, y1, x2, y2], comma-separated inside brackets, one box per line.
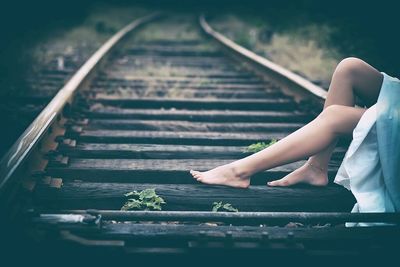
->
[0, 12, 161, 195]
[47, 210, 400, 225]
[199, 15, 328, 104]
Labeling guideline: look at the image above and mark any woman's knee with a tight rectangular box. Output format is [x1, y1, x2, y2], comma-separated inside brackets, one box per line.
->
[334, 57, 366, 79]
[318, 104, 365, 134]
[333, 57, 383, 105]
[319, 104, 343, 121]
[318, 105, 348, 130]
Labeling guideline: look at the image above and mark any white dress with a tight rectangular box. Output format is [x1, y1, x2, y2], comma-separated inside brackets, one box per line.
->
[334, 72, 400, 223]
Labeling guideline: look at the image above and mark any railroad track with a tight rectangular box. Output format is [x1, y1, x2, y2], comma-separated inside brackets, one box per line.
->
[1, 14, 399, 259]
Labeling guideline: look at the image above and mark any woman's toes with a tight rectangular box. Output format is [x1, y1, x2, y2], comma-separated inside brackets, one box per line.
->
[190, 170, 203, 180]
[267, 178, 290, 187]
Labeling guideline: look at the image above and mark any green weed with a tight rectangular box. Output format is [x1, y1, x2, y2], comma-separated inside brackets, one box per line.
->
[244, 139, 277, 153]
[121, 188, 166, 211]
[212, 201, 239, 212]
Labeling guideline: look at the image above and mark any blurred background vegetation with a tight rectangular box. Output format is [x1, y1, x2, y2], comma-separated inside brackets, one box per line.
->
[1, 0, 398, 89]
[0, 0, 398, 156]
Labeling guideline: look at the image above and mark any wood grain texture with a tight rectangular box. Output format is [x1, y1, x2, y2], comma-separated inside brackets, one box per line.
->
[74, 129, 288, 145]
[59, 143, 346, 160]
[84, 119, 304, 132]
[98, 223, 400, 242]
[92, 97, 296, 110]
[46, 158, 340, 183]
[34, 182, 355, 212]
[86, 107, 313, 122]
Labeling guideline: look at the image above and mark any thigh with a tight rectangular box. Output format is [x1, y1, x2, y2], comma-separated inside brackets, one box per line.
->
[351, 59, 383, 107]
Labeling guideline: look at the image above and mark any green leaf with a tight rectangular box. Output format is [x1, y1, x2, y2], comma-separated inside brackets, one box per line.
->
[124, 192, 135, 197]
[212, 201, 238, 212]
[244, 139, 277, 153]
[222, 203, 239, 212]
[139, 188, 157, 200]
[121, 199, 142, 210]
[212, 201, 222, 212]
[121, 189, 166, 211]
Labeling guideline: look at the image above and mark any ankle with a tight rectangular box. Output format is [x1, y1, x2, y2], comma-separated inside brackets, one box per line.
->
[306, 160, 327, 173]
[229, 162, 251, 179]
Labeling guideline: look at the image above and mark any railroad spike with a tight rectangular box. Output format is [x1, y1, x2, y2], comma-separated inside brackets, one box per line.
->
[54, 135, 65, 142]
[44, 150, 60, 159]
[49, 155, 69, 167]
[82, 214, 101, 225]
[199, 230, 207, 238]
[286, 231, 295, 245]
[224, 230, 234, 247]
[49, 178, 63, 188]
[40, 176, 52, 185]
[66, 125, 83, 137]
[59, 138, 77, 148]
[31, 170, 46, 178]
[71, 118, 89, 125]
[262, 231, 270, 240]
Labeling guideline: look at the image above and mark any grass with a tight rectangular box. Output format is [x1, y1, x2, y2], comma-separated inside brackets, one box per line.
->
[132, 15, 202, 42]
[244, 139, 277, 153]
[30, 4, 150, 69]
[210, 14, 342, 88]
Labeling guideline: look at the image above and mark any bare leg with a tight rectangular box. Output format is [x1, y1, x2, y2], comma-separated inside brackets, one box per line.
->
[190, 58, 383, 188]
[310, 57, 383, 167]
[269, 57, 383, 186]
[191, 105, 366, 188]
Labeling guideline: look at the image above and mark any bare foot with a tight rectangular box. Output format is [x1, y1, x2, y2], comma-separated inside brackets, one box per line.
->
[190, 164, 250, 188]
[267, 162, 328, 187]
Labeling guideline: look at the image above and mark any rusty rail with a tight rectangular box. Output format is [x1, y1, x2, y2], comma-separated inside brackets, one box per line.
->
[199, 14, 328, 105]
[0, 12, 161, 196]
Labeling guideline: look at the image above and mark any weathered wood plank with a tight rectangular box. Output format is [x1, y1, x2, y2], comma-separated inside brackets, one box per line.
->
[97, 75, 261, 82]
[91, 97, 296, 110]
[71, 129, 350, 147]
[33, 214, 400, 241]
[128, 43, 212, 50]
[34, 182, 355, 211]
[46, 158, 340, 183]
[91, 86, 275, 94]
[117, 60, 236, 70]
[92, 82, 270, 90]
[83, 119, 304, 132]
[51, 221, 400, 242]
[93, 89, 285, 99]
[127, 47, 223, 57]
[103, 61, 235, 70]
[85, 107, 313, 122]
[59, 143, 346, 160]
[103, 69, 255, 78]
[48, 158, 338, 172]
[100, 223, 400, 242]
[50, 210, 400, 225]
[61, 143, 250, 159]
[137, 39, 204, 46]
[97, 76, 263, 85]
[73, 130, 288, 145]
[121, 54, 231, 63]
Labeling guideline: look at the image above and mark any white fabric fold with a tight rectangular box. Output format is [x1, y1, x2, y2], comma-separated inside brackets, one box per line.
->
[334, 72, 400, 226]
